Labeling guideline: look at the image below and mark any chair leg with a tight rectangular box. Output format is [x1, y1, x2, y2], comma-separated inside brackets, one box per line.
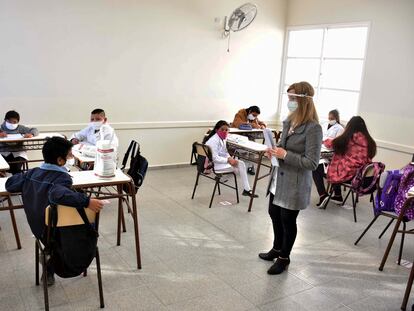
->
[401, 256, 414, 311]
[121, 204, 126, 233]
[217, 183, 221, 195]
[191, 173, 200, 199]
[321, 187, 334, 210]
[342, 189, 352, 206]
[95, 247, 105, 308]
[398, 222, 406, 265]
[41, 249, 49, 311]
[209, 179, 219, 209]
[9, 209, 22, 249]
[35, 242, 40, 285]
[83, 269, 88, 277]
[355, 215, 379, 245]
[353, 193, 358, 223]
[378, 218, 395, 239]
[233, 173, 239, 204]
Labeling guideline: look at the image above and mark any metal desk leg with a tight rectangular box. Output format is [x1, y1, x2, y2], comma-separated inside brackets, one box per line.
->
[379, 198, 411, 271]
[116, 185, 123, 246]
[129, 183, 142, 269]
[248, 152, 263, 212]
[7, 196, 21, 249]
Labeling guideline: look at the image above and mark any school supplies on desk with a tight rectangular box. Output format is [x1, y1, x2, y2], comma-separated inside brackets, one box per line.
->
[0, 134, 23, 140]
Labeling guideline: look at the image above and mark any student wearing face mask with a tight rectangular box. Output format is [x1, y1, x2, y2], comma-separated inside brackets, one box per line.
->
[258, 82, 322, 275]
[204, 120, 258, 198]
[70, 108, 119, 149]
[0, 110, 39, 174]
[232, 106, 266, 130]
[313, 110, 344, 207]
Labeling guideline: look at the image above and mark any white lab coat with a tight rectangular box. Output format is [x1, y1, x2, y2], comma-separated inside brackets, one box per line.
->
[323, 122, 344, 141]
[71, 124, 119, 149]
[205, 133, 231, 171]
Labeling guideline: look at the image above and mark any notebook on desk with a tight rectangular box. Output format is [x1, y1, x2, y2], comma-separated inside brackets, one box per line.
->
[0, 134, 23, 140]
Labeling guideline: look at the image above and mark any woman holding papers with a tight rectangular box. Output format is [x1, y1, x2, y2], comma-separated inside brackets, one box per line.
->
[205, 120, 258, 198]
[259, 82, 322, 275]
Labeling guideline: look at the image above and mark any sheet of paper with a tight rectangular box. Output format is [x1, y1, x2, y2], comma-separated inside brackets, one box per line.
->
[263, 129, 279, 167]
[2, 134, 23, 140]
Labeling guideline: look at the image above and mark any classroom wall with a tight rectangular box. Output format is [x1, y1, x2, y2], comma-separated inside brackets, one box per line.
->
[286, 0, 414, 169]
[0, 0, 287, 166]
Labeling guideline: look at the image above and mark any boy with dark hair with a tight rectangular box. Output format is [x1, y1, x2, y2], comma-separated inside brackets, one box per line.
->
[0, 110, 39, 174]
[6, 136, 104, 285]
[70, 108, 118, 149]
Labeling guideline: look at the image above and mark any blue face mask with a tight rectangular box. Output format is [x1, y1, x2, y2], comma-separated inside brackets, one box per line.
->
[287, 100, 298, 112]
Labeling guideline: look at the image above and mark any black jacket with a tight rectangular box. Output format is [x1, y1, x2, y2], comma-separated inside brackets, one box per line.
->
[5, 165, 90, 239]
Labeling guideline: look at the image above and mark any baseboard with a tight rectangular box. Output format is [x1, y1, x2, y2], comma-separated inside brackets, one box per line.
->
[148, 163, 191, 170]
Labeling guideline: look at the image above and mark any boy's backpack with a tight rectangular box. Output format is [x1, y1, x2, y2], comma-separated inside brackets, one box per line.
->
[49, 206, 98, 278]
[351, 162, 385, 196]
[374, 170, 403, 216]
[394, 164, 414, 220]
[121, 140, 148, 191]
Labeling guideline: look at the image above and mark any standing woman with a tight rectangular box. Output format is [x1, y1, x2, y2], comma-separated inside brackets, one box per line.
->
[259, 81, 322, 275]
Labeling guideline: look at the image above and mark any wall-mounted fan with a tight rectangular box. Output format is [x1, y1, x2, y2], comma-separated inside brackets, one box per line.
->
[223, 3, 258, 52]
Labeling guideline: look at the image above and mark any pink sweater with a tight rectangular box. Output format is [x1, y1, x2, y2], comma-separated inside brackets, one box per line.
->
[326, 132, 371, 184]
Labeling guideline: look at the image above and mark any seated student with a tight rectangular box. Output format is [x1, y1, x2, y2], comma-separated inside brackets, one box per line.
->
[232, 106, 266, 129]
[319, 116, 377, 203]
[70, 108, 119, 149]
[205, 120, 258, 198]
[0, 110, 39, 175]
[232, 106, 266, 175]
[313, 109, 345, 206]
[6, 137, 104, 285]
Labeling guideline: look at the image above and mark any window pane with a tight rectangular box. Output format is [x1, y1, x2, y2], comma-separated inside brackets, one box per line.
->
[317, 89, 359, 121]
[324, 27, 368, 58]
[284, 58, 320, 86]
[321, 59, 364, 91]
[287, 29, 324, 57]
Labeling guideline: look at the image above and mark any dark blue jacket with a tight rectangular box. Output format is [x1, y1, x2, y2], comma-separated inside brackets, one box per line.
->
[5, 164, 90, 239]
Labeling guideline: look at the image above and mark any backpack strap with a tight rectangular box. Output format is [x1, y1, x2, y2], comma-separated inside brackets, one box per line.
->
[121, 140, 136, 169]
[76, 208, 99, 237]
[358, 163, 383, 194]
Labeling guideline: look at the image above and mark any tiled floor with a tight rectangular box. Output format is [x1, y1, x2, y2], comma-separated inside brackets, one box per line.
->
[0, 166, 413, 310]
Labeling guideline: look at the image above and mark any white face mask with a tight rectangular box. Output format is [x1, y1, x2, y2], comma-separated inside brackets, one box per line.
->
[287, 101, 298, 112]
[329, 120, 337, 126]
[5, 121, 18, 130]
[66, 157, 75, 166]
[90, 121, 104, 130]
[247, 113, 255, 121]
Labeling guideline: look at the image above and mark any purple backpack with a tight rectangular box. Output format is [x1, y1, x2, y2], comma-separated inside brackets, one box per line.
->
[351, 162, 385, 196]
[374, 170, 403, 216]
[394, 164, 414, 220]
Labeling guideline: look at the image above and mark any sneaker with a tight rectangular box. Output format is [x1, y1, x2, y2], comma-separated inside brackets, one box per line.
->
[316, 194, 329, 207]
[41, 272, 55, 286]
[242, 190, 259, 198]
[247, 167, 255, 175]
[267, 257, 290, 275]
[331, 195, 343, 203]
[258, 249, 280, 261]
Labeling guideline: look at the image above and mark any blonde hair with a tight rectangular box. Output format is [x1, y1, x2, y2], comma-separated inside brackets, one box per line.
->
[287, 81, 319, 127]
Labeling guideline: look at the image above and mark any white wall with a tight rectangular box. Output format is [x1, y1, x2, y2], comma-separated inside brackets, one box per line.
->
[0, 0, 287, 166]
[286, 0, 414, 169]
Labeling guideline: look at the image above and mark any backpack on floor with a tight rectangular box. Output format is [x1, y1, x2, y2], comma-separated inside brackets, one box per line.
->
[394, 164, 414, 220]
[351, 162, 385, 196]
[49, 206, 98, 278]
[374, 170, 403, 216]
[121, 140, 148, 191]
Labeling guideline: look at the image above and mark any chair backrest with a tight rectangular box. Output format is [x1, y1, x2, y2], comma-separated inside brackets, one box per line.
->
[191, 142, 214, 174]
[45, 205, 96, 227]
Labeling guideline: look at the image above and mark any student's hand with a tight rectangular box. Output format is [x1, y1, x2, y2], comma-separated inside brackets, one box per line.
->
[0, 131, 6, 138]
[228, 157, 238, 167]
[23, 133, 33, 138]
[88, 199, 104, 213]
[71, 138, 80, 145]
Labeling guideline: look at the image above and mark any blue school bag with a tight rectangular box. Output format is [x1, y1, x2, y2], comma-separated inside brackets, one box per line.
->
[374, 170, 403, 215]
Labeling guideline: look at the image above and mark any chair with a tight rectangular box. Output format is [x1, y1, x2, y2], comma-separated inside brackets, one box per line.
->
[322, 162, 383, 222]
[35, 205, 104, 310]
[191, 142, 239, 208]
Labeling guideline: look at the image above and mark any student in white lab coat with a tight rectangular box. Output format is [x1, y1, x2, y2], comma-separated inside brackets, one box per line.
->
[0, 110, 39, 174]
[313, 109, 345, 207]
[70, 108, 119, 149]
[205, 120, 258, 198]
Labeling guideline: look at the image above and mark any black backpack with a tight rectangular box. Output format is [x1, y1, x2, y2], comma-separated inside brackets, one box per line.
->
[121, 140, 148, 191]
[48, 206, 98, 278]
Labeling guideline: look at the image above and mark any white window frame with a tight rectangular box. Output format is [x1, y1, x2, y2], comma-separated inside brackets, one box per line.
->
[277, 22, 371, 122]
